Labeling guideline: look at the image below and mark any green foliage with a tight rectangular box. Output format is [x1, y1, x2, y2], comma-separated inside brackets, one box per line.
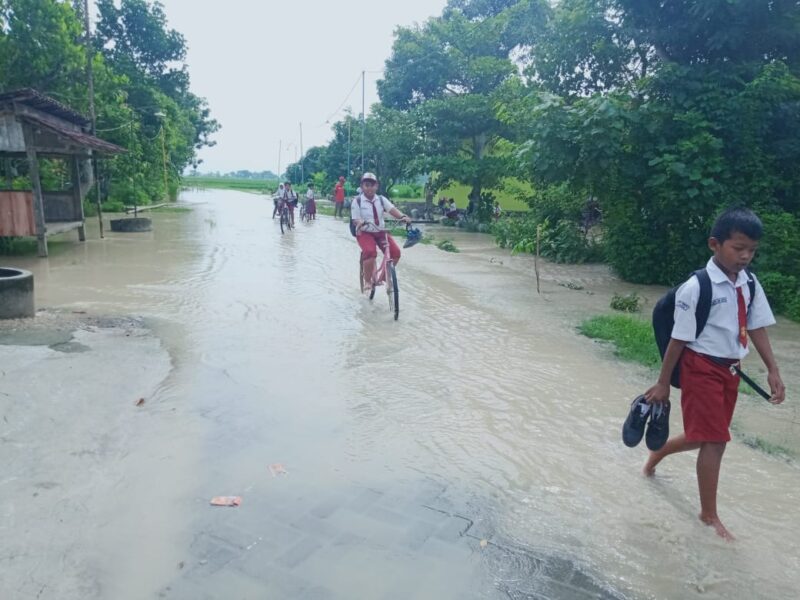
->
[436, 239, 459, 253]
[0, 237, 37, 255]
[389, 183, 422, 199]
[578, 315, 661, 370]
[0, 0, 218, 209]
[494, 216, 603, 264]
[758, 272, 800, 321]
[610, 292, 643, 313]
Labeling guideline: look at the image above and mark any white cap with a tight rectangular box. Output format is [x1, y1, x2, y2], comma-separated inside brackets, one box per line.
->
[361, 172, 378, 182]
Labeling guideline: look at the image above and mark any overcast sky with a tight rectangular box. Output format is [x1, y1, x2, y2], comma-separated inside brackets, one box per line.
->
[150, 0, 449, 174]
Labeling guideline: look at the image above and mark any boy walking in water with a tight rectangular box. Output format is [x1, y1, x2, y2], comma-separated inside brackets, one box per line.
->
[643, 207, 785, 540]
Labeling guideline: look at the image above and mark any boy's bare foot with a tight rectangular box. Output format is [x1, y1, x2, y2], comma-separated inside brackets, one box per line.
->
[699, 514, 735, 541]
[642, 452, 660, 477]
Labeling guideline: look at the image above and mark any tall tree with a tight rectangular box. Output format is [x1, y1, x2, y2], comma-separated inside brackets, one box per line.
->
[378, 5, 530, 216]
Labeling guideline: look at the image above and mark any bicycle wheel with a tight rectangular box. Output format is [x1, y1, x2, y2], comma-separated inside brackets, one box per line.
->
[386, 262, 399, 320]
[359, 255, 365, 294]
[279, 208, 287, 234]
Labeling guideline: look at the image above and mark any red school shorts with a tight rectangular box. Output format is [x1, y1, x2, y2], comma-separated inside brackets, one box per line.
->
[357, 231, 401, 262]
[679, 348, 740, 443]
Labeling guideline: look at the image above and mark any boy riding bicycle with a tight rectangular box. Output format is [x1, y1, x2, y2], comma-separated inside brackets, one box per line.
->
[351, 172, 411, 290]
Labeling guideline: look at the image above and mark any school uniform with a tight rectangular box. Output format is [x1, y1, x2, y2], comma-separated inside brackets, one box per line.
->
[671, 258, 776, 442]
[352, 194, 401, 262]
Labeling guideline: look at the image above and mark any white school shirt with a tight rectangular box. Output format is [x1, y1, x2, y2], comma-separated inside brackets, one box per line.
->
[350, 194, 395, 232]
[305, 189, 315, 201]
[671, 258, 776, 359]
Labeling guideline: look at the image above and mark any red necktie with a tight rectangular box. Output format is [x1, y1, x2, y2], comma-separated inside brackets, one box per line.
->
[737, 286, 748, 348]
[368, 198, 379, 224]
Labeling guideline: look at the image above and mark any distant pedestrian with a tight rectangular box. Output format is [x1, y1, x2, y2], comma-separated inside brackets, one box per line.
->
[334, 176, 346, 218]
[305, 183, 316, 220]
[272, 183, 284, 218]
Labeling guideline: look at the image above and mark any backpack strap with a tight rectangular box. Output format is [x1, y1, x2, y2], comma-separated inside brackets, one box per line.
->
[745, 267, 756, 311]
[694, 269, 713, 339]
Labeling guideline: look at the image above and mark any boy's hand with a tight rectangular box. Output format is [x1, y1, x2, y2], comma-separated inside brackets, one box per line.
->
[644, 382, 670, 404]
[767, 370, 786, 404]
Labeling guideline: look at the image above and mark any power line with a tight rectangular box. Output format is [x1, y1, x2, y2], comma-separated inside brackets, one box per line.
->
[319, 73, 363, 127]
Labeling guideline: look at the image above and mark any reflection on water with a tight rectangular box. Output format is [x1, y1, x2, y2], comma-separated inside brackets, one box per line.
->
[6, 188, 800, 600]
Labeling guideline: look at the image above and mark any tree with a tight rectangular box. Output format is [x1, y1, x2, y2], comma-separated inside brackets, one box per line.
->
[378, 5, 525, 217]
[0, 0, 86, 96]
[503, 0, 800, 284]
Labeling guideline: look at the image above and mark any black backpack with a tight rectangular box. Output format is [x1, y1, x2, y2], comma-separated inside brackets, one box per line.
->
[652, 268, 755, 388]
[348, 195, 386, 237]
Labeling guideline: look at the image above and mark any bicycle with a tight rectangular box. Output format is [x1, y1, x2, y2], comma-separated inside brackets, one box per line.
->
[278, 200, 293, 234]
[358, 223, 421, 321]
[299, 202, 307, 223]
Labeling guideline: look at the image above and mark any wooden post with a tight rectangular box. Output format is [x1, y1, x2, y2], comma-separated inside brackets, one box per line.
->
[22, 124, 48, 257]
[3, 158, 13, 189]
[72, 156, 86, 241]
[535, 224, 542, 295]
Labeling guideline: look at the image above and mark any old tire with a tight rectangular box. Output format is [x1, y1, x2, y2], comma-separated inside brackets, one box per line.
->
[110, 217, 152, 232]
[0, 267, 35, 319]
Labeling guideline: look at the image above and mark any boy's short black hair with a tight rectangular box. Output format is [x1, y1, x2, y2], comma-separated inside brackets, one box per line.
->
[710, 206, 763, 242]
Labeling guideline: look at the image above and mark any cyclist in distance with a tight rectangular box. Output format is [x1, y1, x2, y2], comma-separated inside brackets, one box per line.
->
[351, 172, 411, 290]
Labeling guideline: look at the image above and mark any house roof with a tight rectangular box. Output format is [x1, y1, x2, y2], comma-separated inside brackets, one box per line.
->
[21, 114, 126, 155]
[0, 88, 91, 127]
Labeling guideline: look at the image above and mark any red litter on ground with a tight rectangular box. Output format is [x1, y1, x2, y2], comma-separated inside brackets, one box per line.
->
[210, 496, 241, 507]
[269, 463, 288, 477]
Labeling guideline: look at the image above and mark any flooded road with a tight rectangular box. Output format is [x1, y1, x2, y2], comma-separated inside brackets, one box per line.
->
[2, 188, 799, 599]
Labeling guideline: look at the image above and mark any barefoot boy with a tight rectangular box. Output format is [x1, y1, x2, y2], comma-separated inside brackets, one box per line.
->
[643, 207, 786, 540]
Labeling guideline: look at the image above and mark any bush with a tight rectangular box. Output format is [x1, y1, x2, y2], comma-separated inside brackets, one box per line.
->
[495, 216, 604, 264]
[758, 271, 798, 314]
[611, 292, 643, 313]
[436, 239, 459, 252]
[754, 211, 800, 276]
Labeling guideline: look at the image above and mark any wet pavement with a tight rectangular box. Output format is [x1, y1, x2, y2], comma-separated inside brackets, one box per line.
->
[1, 188, 799, 599]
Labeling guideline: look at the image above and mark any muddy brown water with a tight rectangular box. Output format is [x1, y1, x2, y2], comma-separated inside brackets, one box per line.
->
[1, 188, 799, 599]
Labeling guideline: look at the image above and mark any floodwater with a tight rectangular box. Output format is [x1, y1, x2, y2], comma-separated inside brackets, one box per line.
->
[2, 188, 799, 600]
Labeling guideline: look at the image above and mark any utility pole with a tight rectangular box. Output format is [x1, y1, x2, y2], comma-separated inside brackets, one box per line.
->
[277, 139, 282, 180]
[160, 125, 169, 202]
[82, 0, 103, 238]
[299, 122, 304, 185]
[361, 70, 366, 174]
[347, 118, 351, 179]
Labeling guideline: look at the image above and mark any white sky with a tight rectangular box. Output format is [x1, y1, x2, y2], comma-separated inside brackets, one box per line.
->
[153, 0, 449, 174]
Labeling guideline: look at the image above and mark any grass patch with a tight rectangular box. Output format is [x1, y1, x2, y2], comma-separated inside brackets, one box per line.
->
[730, 423, 795, 459]
[578, 315, 661, 369]
[183, 177, 275, 193]
[610, 292, 643, 313]
[436, 239, 459, 253]
[0, 237, 38, 256]
[152, 205, 192, 213]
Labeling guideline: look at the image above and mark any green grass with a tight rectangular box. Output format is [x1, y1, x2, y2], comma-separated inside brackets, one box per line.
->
[0, 237, 38, 256]
[730, 423, 795, 459]
[578, 315, 661, 369]
[579, 314, 758, 396]
[183, 177, 276, 193]
[436, 239, 459, 253]
[152, 205, 193, 213]
[438, 180, 531, 212]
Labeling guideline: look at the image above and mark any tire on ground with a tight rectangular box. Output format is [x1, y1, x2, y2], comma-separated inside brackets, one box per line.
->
[0, 267, 35, 319]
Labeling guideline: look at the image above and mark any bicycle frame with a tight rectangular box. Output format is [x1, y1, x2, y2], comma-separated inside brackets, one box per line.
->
[358, 224, 401, 319]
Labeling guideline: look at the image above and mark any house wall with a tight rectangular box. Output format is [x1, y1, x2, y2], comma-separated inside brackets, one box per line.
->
[0, 190, 36, 236]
